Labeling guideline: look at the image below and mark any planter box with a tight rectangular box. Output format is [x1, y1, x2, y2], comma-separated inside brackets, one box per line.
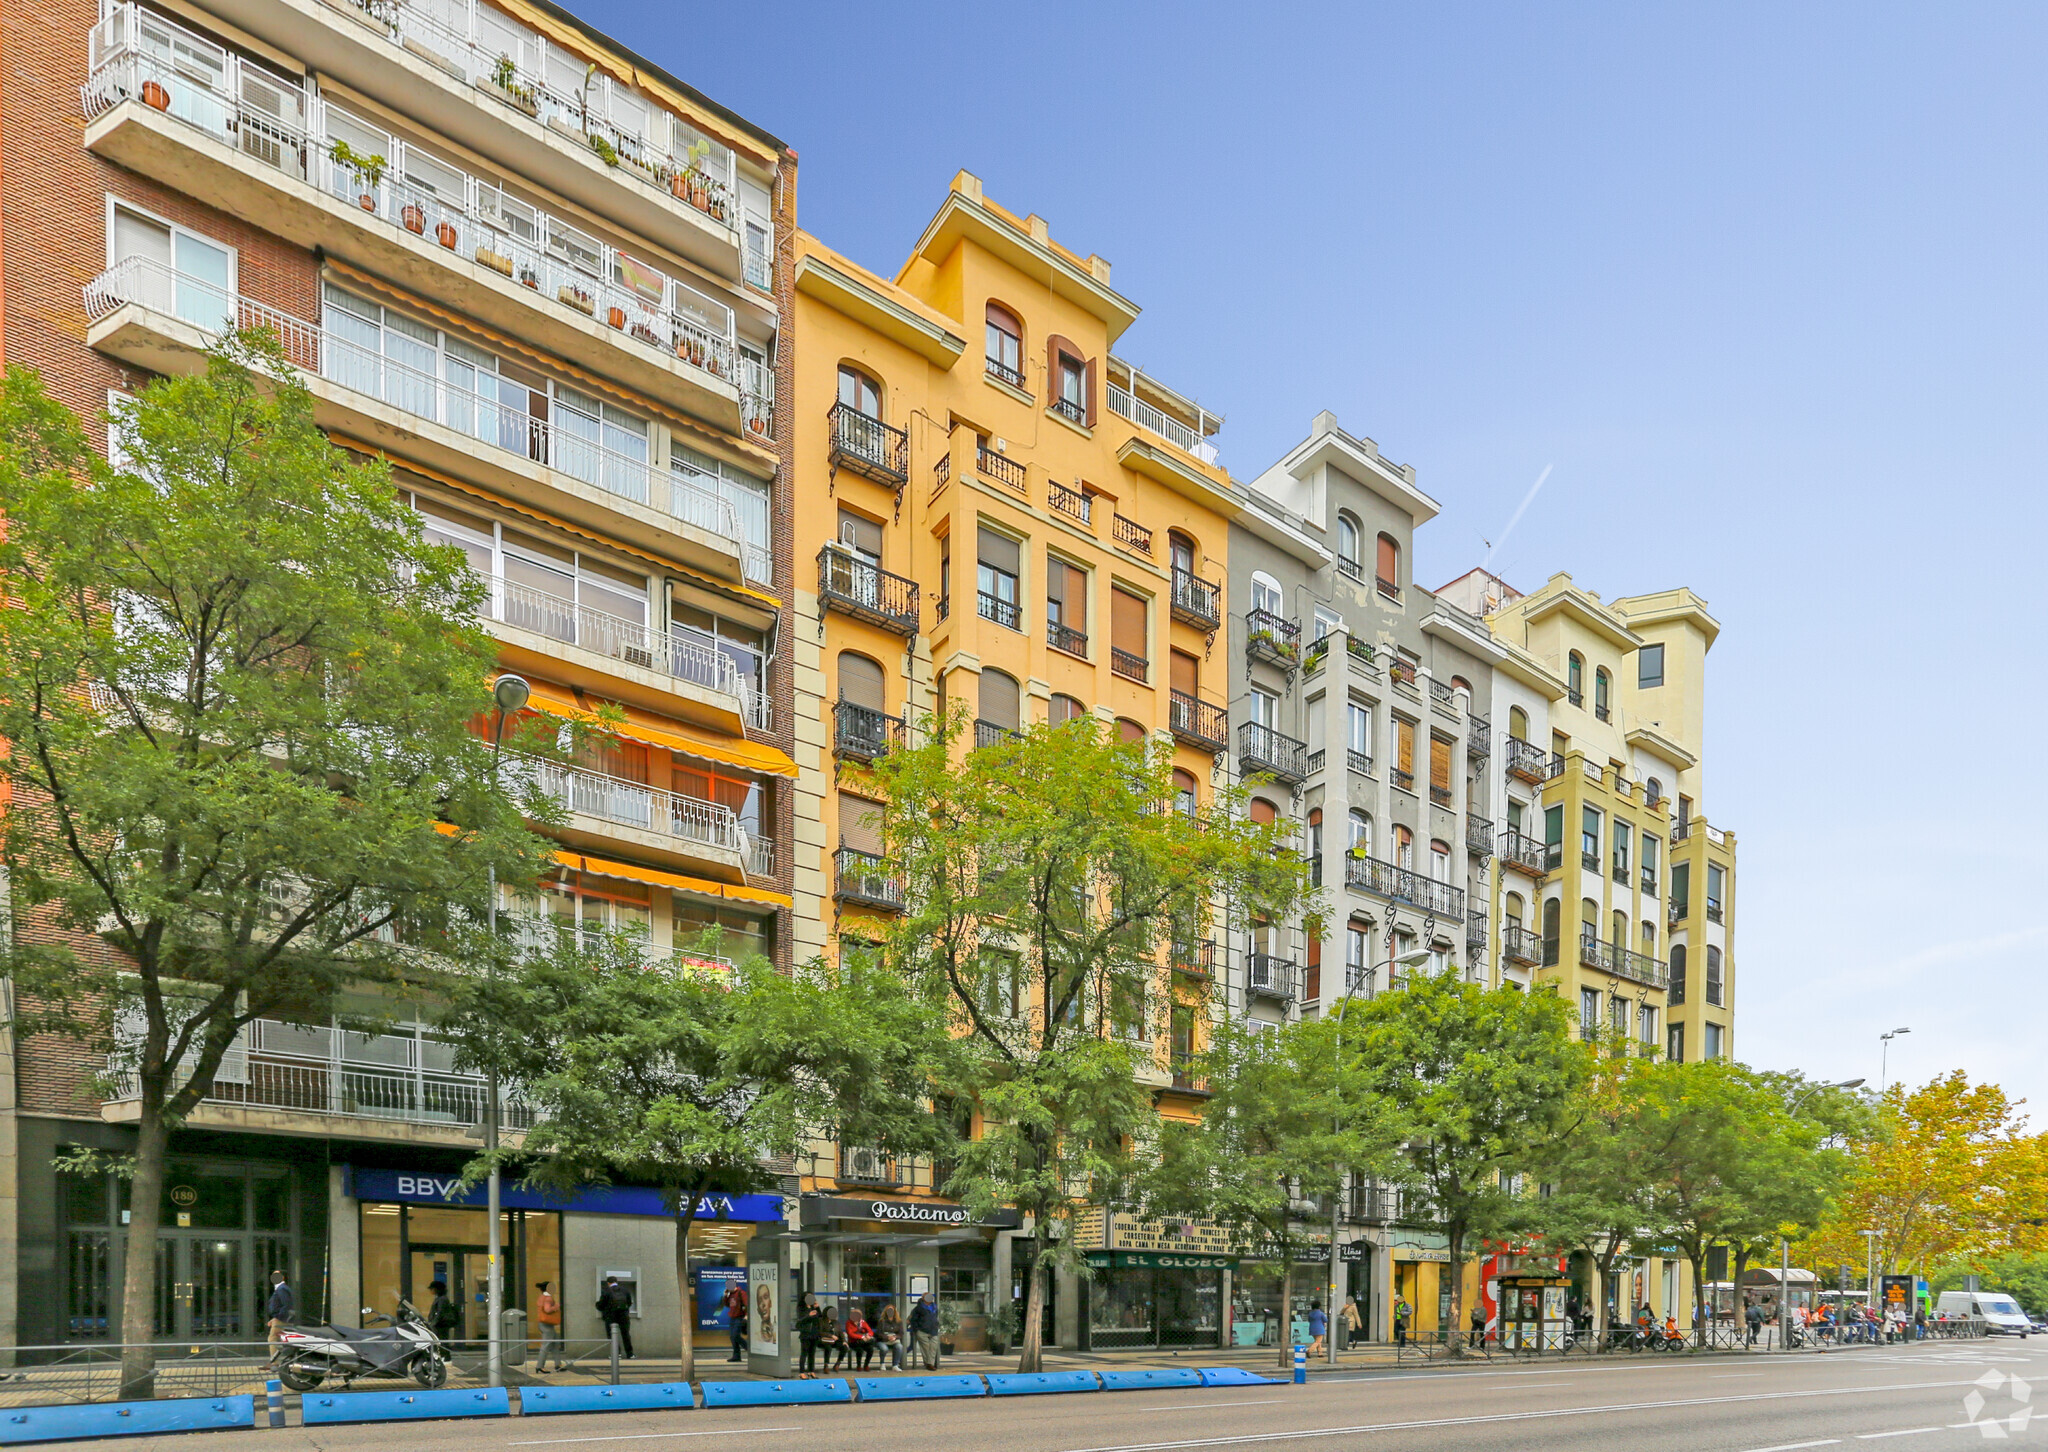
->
[476, 248, 514, 276]
[475, 76, 538, 117]
[557, 287, 595, 315]
[401, 36, 463, 80]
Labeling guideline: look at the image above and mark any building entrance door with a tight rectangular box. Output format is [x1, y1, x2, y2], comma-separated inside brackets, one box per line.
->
[410, 1246, 482, 1343]
[155, 1236, 247, 1341]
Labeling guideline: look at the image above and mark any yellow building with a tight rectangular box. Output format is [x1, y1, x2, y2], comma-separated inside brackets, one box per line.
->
[786, 172, 1237, 1345]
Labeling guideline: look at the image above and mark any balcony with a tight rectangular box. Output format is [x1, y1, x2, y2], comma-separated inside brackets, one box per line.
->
[833, 847, 903, 912]
[1467, 714, 1490, 755]
[1346, 1182, 1402, 1224]
[1466, 909, 1488, 952]
[834, 701, 905, 762]
[104, 1017, 529, 1142]
[1169, 692, 1229, 754]
[977, 445, 1027, 495]
[1503, 737, 1548, 783]
[985, 356, 1026, 391]
[1502, 924, 1542, 966]
[1707, 899, 1724, 924]
[1641, 866, 1659, 895]
[1048, 621, 1088, 658]
[83, 260, 763, 586]
[1307, 750, 1326, 777]
[1337, 557, 1365, 585]
[1244, 608, 1302, 672]
[1048, 480, 1093, 525]
[1390, 768, 1415, 793]
[1669, 899, 1687, 926]
[1170, 568, 1223, 631]
[1429, 679, 1459, 719]
[838, 1146, 907, 1187]
[828, 403, 908, 486]
[974, 720, 1022, 750]
[1113, 515, 1154, 555]
[1430, 784, 1454, 808]
[1344, 855, 1466, 918]
[506, 753, 754, 880]
[817, 545, 919, 636]
[81, 10, 754, 433]
[1112, 648, 1149, 683]
[1466, 815, 1494, 856]
[1376, 576, 1400, 602]
[1051, 395, 1087, 426]
[1172, 940, 1222, 980]
[1387, 659, 1418, 692]
[1246, 955, 1300, 1004]
[1106, 381, 1212, 459]
[1170, 1054, 1210, 1094]
[1238, 722, 1309, 785]
[1578, 932, 1669, 990]
[978, 591, 1023, 632]
[1348, 750, 1373, 777]
[1498, 829, 1547, 876]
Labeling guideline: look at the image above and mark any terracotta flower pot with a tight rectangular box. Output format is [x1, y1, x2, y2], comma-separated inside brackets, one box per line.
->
[142, 80, 171, 110]
[436, 220, 458, 248]
[607, 307, 626, 329]
[402, 204, 425, 234]
[358, 193, 377, 212]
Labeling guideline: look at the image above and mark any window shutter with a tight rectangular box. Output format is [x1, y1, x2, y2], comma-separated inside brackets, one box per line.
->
[1111, 587, 1147, 658]
[839, 795, 884, 855]
[1377, 533, 1398, 583]
[977, 670, 1021, 730]
[1430, 735, 1451, 792]
[1170, 649, 1197, 696]
[977, 527, 1021, 576]
[838, 652, 885, 711]
[1396, 719, 1414, 776]
[1084, 356, 1099, 427]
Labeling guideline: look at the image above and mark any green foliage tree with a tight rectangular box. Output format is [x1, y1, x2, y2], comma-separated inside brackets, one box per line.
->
[0, 339, 553, 1395]
[1348, 970, 1583, 1357]
[865, 711, 1307, 1371]
[1145, 1014, 1402, 1365]
[445, 932, 952, 1380]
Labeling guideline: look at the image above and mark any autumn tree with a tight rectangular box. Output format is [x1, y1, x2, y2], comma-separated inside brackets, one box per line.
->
[865, 711, 1307, 1371]
[0, 341, 554, 1396]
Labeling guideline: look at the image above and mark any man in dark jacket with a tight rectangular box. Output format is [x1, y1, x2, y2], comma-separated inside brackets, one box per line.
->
[721, 1280, 749, 1363]
[597, 1276, 635, 1359]
[908, 1292, 942, 1370]
[427, 1280, 463, 1343]
[265, 1270, 295, 1352]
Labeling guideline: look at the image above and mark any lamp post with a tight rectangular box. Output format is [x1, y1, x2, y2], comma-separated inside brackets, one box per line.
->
[1880, 1028, 1910, 1089]
[484, 674, 529, 1391]
[1775, 1077, 1864, 1352]
[1325, 911, 1430, 1363]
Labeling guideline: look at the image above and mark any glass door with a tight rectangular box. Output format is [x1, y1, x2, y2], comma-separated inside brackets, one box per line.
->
[154, 1237, 248, 1340]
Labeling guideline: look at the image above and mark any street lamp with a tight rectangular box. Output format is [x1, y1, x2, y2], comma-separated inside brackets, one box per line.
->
[484, 674, 528, 1391]
[1880, 1028, 1910, 1089]
[1775, 1077, 1864, 1353]
[1326, 915, 1430, 1364]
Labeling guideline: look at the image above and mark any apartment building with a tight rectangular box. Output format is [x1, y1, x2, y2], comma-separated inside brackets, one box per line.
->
[786, 172, 1236, 1354]
[1436, 569, 1734, 1066]
[0, 0, 796, 1354]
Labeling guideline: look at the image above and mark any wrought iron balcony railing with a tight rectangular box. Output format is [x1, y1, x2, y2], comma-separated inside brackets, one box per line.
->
[1238, 722, 1309, 784]
[1502, 924, 1542, 965]
[978, 591, 1023, 631]
[1344, 855, 1466, 918]
[833, 700, 905, 762]
[1578, 931, 1669, 989]
[1246, 954, 1300, 1003]
[1047, 620, 1088, 657]
[1171, 568, 1223, 630]
[1048, 480, 1093, 524]
[1169, 692, 1228, 754]
[1112, 514, 1153, 554]
[1498, 829, 1547, 875]
[974, 719, 1022, 750]
[1467, 714, 1490, 755]
[977, 444, 1026, 494]
[1505, 737, 1553, 782]
[1244, 608, 1301, 670]
[1466, 815, 1494, 855]
[828, 403, 907, 485]
[818, 545, 919, 635]
[833, 847, 903, 911]
[1112, 648, 1149, 683]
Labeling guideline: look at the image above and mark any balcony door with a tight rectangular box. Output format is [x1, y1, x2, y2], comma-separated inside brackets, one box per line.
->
[112, 204, 232, 330]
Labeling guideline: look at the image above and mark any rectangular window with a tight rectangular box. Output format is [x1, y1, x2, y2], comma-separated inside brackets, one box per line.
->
[977, 527, 1022, 630]
[1639, 1003, 1658, 1045]
[1666, 1023, 1685, 1063]
[1394, 718, 1415, 786]
[1581, 807, 1601, 868]
[1046, 556, 1088, 654]
[1347, 703, 1371, 760]
[1641, 835, 1659, 894]
[1638, 643, 1665, 689]
[1671, 862, 1690, 915]
[1250, 688, 1279, 727]
[1613, 820, 1631, 878]
[838, 795, 884, 856]
[1314, 608, 1343, 641]
[112, 204, 233, 330]
[1111, 587, 1148, 676]
[1429, 734, 1452, 796]
[1579, 987, 1599, 1033]
[1610, 996, 1628, 1033]
[1703, 1022, 1723, 1060]
[1706, 946, 1723, 1006]
[1376, 533, 1399, 588]
[1305, 695, 1326, 757]
[1706, 863, 1725, 922]
[1057, 355, 1085, 414]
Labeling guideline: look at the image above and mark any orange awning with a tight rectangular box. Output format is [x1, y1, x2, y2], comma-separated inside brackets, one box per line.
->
[556, 850, 791, 908]
[518, 679, 797, 779]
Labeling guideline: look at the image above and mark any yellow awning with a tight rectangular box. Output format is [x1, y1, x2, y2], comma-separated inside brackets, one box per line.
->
[556, 850, 791, 908]
[520, 680, 797, 779]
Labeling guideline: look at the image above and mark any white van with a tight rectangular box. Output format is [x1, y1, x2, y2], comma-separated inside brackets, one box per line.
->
[1937, 1290, 2031, 1336]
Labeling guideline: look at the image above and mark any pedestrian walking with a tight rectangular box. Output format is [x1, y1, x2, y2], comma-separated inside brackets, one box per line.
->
[596, 1275, 635, 1359]
[535, 1280, 564, 1371]
[1307, 1302, 1327, 1356]
[876, 1301, 906, 1370]
[265, 1270, 294, 1353]
[1392, 1294, 1411, 1349]
[427, 1280, 463, 1344]
[1745, 1298, 1763, 1347]
[721, 1279, 749, 1363]
[1341, 1295, 1361, 1351]
[795, 1293, 826, 1377]
[909, 1291, 942, 1370]
[1469, 1301, 1485, 1350]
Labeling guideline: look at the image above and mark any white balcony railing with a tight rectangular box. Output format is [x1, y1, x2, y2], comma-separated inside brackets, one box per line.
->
[80, 4, 764, 437]
[84, 258, 768, 586]
[505, 753, 758, 866]
[1106, 382, 1212, 461]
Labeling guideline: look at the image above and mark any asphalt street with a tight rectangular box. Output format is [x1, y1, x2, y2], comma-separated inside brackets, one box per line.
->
[88, 1339, 2048, 1451]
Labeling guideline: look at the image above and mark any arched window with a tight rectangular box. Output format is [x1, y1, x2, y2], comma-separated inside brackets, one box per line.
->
[1645, 776, 1663, 807]
[1594, 667, 1611, 719]
[1250, 570, 1284, 619]
[1611, 909, 1626, 946]
[1172, 768, 1198, 818]
[837, 364, 881, 419]
[1508, 705, 1529, 741]
[984, 301, 1023, 387]
[837, 651, 885, 711]
[1249, 796, 1279, 825]
[1451, 676, 1471, 698]
[1641, 920, 1656, 954]
[1430, 840, 1451, 882]
[1567, 652, 1585, 705]
[1505, 892, 1525, 928]
[1308, 808, 1323, 883]
[1541, 898, 1561, 965]
[1348, 810, 1371, 858]
[1048, 692, 1086, 726]
[1335, 514, 1363, 577]
[1375, 534, 1400, 595]
[978, 669, 1020, 733]
[1393, 824, 1414, 869]
[1117, 717, 1147, 745]
[1669, 944, 1688, 1005]
[1168, 531, 1196, 576]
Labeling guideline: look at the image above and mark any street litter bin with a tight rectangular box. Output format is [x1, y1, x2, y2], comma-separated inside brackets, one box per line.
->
[501, 1308, 527, 1366]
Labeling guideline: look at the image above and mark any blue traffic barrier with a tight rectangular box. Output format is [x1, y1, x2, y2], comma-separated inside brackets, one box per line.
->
[0, 1394, 252, 1445]
[300, 1387, 510, 1426]
[1293, 1345, 1307, 1384]
[701, 1378, 852, 1408]
[521, 1383, 696, 1415]
[1198, 1367, 1282, 1387]
[986, 1370, 1102, 1396]
[1100, 1368, 1206, 1391]
[854, 1374, 988, 1402]
[265, 1380, 285, 1428]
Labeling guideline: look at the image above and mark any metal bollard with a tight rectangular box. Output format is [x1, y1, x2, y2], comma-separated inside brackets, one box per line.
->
[266, 1379, 285, 1428]
[609, 1323, 621, 1385]
[1293, 1345, 1307, 1385]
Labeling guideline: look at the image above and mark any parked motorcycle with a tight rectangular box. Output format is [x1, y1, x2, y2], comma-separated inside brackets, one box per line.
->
[273, 1299, 449, 1392]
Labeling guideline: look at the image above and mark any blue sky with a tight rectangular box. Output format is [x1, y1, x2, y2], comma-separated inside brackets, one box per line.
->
[591, 2, 2048, 1105]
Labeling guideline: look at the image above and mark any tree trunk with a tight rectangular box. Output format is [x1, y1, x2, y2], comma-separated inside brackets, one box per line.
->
[119, 1109, 170, 1399]
[1444, 1221, 1467, 1359]
[1277, 1258, 1294, 1368]
[674, 1213, 697, 1384]
[1690, 1256, 1707, 1350]
[1016, 1244, 1047, 1374]
[1593, 1252, 1615, 1353]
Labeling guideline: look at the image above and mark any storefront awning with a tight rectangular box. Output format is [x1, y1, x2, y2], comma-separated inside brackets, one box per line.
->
[559, 850, 792, 908]
[522, 680, 798, 779]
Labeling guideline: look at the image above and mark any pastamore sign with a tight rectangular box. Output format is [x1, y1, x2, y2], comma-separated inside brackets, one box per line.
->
[802, 1197, 1022, 1229]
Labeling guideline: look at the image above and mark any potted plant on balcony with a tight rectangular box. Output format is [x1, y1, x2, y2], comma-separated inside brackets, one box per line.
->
[587, 132, 619, 168]
[476, 244, 514, 275]
[518, 264, 540, 289]
[401, 202, 426, 235]
[142, 79, 171, 110]
[630, 321, 661, 347]
[557, 283, 595, 315]
[435, 218, 458, 249]
[607, 305, 626, 329]
[480, 54, 538, 116]
[329, 140, 386, 212]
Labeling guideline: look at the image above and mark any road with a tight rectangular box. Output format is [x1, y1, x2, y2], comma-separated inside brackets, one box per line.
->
[99, 1338, 2048, 1451]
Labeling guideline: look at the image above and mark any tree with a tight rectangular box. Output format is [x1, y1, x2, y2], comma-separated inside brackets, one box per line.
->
[0, 339, 553, 1396]
[1145, 1015, 1402, 1366]
[446, 931, 952, 1380]
[1803, 1072, 2048, 1281]
[866, 711, 1308, 1371]
[1349, 970, 1583, 1357]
